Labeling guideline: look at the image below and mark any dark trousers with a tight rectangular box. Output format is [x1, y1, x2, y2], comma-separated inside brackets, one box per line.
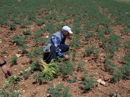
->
[43, 44, 69, 63]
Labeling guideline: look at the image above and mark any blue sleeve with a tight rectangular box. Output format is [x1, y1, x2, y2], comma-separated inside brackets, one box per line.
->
[51, 35, 64, 56]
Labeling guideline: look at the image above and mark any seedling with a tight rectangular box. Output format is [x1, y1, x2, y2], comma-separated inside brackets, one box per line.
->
[46, 83, 72, 97]
[33, 59, 60, 84]
[10, 56, 18, 66]
[0, 76, 22, 97]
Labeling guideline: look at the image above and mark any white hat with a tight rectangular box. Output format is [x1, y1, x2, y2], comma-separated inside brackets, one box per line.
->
[62, 26, 73, 34]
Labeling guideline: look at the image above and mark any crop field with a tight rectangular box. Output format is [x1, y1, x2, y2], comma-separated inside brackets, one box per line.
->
[0, 0, 130, 97]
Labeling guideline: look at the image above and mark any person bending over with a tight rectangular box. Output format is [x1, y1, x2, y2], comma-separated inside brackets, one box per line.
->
[43, 26, 73, 63]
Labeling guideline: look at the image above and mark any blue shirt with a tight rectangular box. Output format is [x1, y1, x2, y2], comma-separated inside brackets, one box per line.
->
[51, 32, 65, 56]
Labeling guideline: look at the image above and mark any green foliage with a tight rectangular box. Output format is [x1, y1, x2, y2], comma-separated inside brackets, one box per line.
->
[122, 52, 130, 63]
[105, 33, 121, 54]
[67, 76, 77, 83]
[124, 41, 130, 49]
[85, 32, 95, 41]
[81, 75, 97, 90]
[20, 62, 39, 79]
[46, 83, 72, 97]
[110, 70, 124, 83]
[26, 47, 42, 59]
[9, 23, 16, 30]
[33, 59, 60, 84]
[10, 56, 18, 66]
[11, 35, 25, 46]
[104, 56, 117, 73]
[109, 91, 115, 96]
[17, 44, 29, 54]
[121, 27, 130, 35]
[0, 76, 22, 97]
[75, 61, 85, 72]
[22, 29, 31, 35]
[35, 19, 45, 26]
[121, 62, 130, 79]
[83, 46, 99, 57]
[0, 1, 130, 96]
[69, 37, 81, 49]
[58, 60, 74, 80]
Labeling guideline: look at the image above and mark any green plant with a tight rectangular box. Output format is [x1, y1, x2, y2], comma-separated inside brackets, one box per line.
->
[124, 41, 130, 49]
[104, 57, 117, 73]
[26, 47, 42, 59]
[83, 46, 99, 57]
[85, 32, 95, 41]
[58, 60, 74, 80]
[122, 52, 130, 63]
[9, 23, 16, 30]
[11, 35, 25, 46]
[33, 59, 60, 84]
[67, 76, 77, 83]
[10, 56, 18, 66]
[17, 44, 29, 54]
[120, 62, 130, 79]
[35, 19, 45, 26]
[46, 83, 72, 97]
[110, 70, 124, 83]
[121, 27, 130, 35]
[22, 29, 31, 35]
[69, 38, 81, 49]
[75, 61, 85, 72]
[109, 91, 115, 97]
[0, 76, 22, 97]
[20, 62, 39, 79]
[81, 75, 97, 90]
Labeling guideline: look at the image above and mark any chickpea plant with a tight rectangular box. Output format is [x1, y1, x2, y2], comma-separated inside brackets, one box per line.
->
[33, 59, 60, 84]
[46, 83, 72, 97]
[0, 76, 22, 97]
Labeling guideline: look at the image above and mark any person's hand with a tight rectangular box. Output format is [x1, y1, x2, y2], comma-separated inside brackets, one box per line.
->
[1, 65, 12, 77]
[64, 55, 70, 60]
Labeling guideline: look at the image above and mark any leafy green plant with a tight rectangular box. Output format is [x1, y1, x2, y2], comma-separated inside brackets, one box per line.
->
[26, 47, 42, 59]
[83, 46, 99, 57]
[81, 75, 97, 90]
[109, 91, 115, 97]
[85, 32, 95, 41]
[124, 41, 130, 49]
[10, 56, 18, 66]
[67, 76, 77, 83]
[9, 23, 16, 30]
[58, 60, 74, 80]
[110, 70, 124, 83]
[120, 62, 130, 79]
[17, 44, 29, 54]
[22, 29, 31, 35]
[75, 61, 85, 72]
[122, 52, 130, 63]
[33, 59, 60, 84]
[121, 27, 130, 35]
[46, 83, 72, 97]
[69, 38, 81, 49]
[11, 35, 25, 46]
[104, 57, 117, 73]
[0, 76, 22, 97]
[35, 19, 45, 26]
[20, 62, 39, 79]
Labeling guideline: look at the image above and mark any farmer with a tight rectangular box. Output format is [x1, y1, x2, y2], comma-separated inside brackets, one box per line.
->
[43, 26, 73, 63]
[0, 58, 12, 77]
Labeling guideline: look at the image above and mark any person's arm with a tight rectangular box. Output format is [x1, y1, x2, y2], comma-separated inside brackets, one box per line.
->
[51, 35, 64, 57]
[0, 58, 12, 77]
